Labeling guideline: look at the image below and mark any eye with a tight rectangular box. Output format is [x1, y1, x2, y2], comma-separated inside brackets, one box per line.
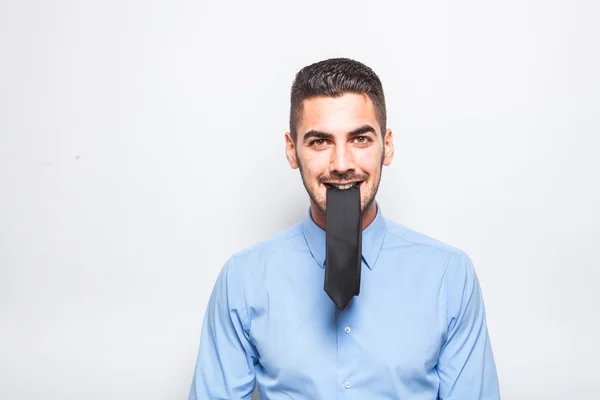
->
[310, 139, 328, 147]
[353, 136, 371, 144]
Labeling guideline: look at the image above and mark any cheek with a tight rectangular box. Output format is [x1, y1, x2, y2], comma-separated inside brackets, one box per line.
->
[301, 153, 329, 180]
[355, 150, 381, 176]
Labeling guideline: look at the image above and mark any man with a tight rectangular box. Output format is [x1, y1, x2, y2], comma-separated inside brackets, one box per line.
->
[189, 58, 500, 399]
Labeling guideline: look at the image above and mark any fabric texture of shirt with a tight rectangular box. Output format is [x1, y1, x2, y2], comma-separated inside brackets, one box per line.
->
[189, 205, 500, 399]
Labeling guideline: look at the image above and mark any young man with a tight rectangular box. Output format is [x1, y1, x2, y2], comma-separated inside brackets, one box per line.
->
[189, 58, 500, 399]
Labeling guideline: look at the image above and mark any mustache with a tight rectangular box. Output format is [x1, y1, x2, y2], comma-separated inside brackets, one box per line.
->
[318, 172, 368, 183]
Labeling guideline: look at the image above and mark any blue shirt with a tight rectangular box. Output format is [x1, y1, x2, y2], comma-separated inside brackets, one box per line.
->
[189, 205, 500, 399]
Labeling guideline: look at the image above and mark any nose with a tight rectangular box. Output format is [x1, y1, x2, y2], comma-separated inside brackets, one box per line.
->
[329, 143, 355, 175]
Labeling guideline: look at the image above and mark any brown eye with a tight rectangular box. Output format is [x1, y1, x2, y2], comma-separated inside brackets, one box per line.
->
[312, 139, 327, 146]
[354, 136, 369, 144]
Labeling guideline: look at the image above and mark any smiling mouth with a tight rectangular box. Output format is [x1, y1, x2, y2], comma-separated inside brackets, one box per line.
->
[323, 181, 363, 190]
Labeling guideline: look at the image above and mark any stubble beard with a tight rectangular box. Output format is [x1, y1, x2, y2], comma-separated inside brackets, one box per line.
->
[296, 154, 384, 215]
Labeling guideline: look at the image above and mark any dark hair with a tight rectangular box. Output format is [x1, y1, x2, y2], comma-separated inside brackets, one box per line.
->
[289, 58, 386, 142]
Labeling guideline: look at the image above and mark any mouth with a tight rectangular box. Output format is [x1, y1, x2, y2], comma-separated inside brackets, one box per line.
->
[323, 181, 363, 190]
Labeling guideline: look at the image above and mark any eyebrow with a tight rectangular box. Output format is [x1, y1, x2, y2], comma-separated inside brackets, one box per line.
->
[302, 124, 377, 143]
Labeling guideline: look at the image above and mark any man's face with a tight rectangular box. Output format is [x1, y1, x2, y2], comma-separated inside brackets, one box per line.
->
[285, 93, 394, 215]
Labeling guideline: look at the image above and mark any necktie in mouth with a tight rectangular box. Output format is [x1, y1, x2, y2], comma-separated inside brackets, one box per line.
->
[324, 184, 362, 311]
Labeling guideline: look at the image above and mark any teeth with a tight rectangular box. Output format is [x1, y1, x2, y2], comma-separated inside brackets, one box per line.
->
[335, 182, 358, 190]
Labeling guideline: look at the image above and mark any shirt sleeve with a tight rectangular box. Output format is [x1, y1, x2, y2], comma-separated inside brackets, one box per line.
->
[437, 252, 501, 399]
[189, 256, 258, 400]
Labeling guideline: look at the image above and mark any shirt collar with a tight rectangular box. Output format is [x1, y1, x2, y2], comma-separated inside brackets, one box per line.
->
[302, 202, 387, 271]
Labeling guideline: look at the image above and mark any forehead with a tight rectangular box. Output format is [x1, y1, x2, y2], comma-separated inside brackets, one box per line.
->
[298, 93, 380, 135]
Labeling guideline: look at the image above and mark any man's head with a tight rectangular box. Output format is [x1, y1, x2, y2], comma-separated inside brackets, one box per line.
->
[285, 58, 394, 221]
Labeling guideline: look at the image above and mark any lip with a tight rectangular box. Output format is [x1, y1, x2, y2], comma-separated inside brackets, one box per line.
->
[322, 181, 364, 190]
[322, 181, 364, 186]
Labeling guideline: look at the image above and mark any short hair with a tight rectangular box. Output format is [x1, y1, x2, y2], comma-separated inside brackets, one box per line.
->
[289, 58, 387, 142]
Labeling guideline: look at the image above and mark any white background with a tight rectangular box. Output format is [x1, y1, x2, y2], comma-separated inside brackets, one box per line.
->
[1, 0, 599, 399]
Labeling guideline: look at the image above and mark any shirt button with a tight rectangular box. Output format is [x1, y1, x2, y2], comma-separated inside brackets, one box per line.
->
[344, 381, 351, 389]
[344, 326, 351, 334]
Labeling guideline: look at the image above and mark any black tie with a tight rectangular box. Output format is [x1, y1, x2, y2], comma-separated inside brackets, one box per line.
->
[324, 185, 362, 311]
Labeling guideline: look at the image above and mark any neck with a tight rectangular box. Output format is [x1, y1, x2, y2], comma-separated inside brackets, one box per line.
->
[310, 200, 377, 231]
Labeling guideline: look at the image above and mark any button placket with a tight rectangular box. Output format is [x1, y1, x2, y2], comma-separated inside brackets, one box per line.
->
[337, 307, 356, 395]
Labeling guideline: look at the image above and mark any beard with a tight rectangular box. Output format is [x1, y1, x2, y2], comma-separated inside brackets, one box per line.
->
[296, 153, 384, 215]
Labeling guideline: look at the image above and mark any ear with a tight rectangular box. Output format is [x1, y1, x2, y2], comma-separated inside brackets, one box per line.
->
[285, 132, 299, 169]
[382, 128, 394, 166]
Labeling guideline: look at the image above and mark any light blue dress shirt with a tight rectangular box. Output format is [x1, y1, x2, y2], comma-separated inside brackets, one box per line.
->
[189, 205, 500, 399]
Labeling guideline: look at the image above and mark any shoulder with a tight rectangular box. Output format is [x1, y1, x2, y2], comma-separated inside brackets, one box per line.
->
[232, 220, 306, 263]
[383, 218, 475, 277]
[384, 218, 465, 256]
[215, 221, 306, 291]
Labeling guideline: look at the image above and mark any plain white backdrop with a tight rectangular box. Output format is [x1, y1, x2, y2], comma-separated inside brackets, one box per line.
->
[1, 0, 599, 399]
